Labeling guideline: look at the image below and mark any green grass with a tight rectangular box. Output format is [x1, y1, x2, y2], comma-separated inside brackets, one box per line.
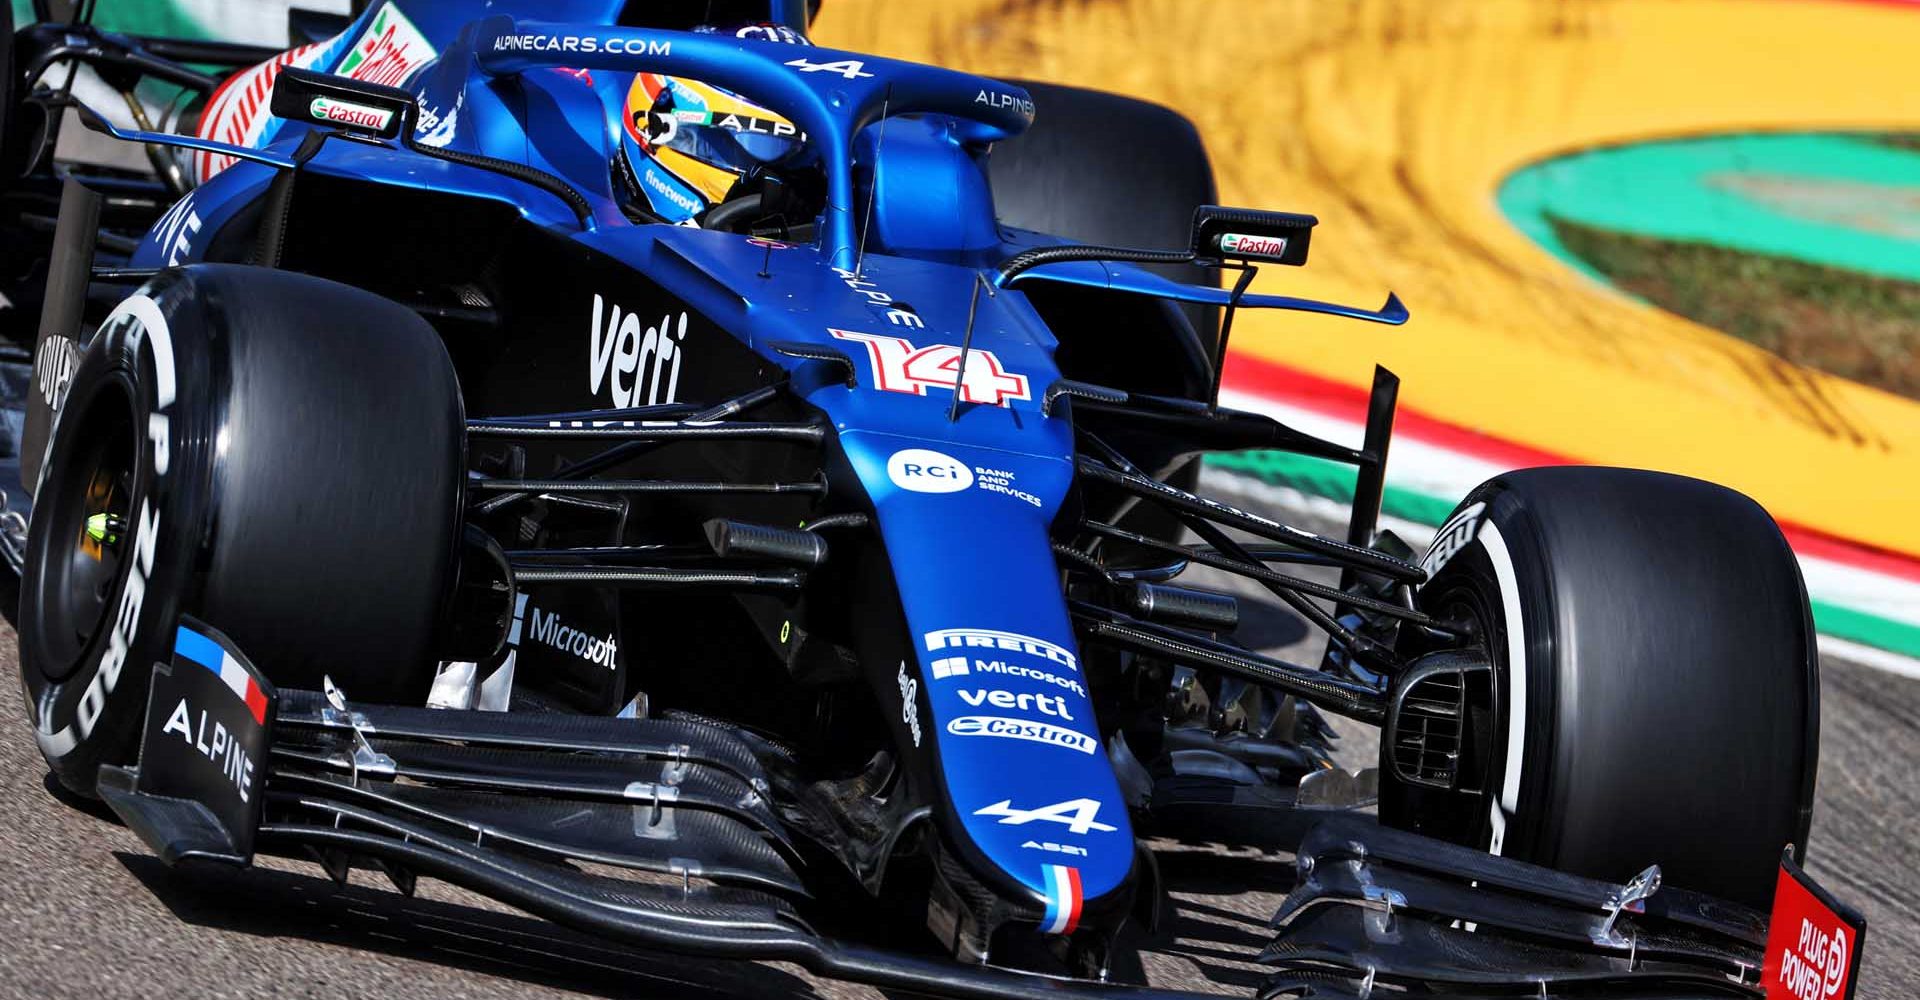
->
[1548, 214, 1920, 401]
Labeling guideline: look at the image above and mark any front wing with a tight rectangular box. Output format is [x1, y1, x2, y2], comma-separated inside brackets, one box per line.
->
[95, 617, 1853, 1000]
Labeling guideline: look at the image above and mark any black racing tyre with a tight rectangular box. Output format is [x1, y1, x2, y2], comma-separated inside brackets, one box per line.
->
[1383, 467, 1818, 909]
[987, 80, 1219, 348]
[19, 265, 463, 794]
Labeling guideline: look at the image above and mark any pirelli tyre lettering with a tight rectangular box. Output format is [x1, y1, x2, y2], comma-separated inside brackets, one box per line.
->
[20, 284, 203, 789]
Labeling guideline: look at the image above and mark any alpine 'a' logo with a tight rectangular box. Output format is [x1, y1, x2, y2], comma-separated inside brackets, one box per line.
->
[589, 295, 687, 408]
[784, 57, 872, 79]
[974, 797, 1116, 835]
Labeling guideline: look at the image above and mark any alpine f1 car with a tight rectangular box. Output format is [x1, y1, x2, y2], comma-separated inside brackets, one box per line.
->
[0, 2, 1868, 998]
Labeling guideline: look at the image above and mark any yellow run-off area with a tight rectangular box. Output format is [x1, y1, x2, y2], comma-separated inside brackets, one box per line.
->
[815, 0, 1920, 557]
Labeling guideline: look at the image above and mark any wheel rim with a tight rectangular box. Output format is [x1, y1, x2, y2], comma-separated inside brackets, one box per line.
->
[37, 386, 139, 681]
[1387, 576, 1507, 851]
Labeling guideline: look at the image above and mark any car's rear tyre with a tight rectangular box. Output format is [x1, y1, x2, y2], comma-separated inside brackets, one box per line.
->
[19, 265, 464, 794]
[989, 82, 1218, 546]
[1382, 467, 1818, 909]
[988, 80, 1218, 347]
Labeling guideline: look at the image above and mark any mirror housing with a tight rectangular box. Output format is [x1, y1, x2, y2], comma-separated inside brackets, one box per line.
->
[1192, 205, 1316, 266]
[270, 66, 415, 141]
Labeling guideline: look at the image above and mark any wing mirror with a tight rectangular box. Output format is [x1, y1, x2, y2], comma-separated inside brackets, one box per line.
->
[270, 66, 416, 141]
[1192, 205, 1316, 267]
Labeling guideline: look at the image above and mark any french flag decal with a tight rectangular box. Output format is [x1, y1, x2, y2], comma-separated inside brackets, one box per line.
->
[173, 625, 269, 725]
[1041, 864, 1082, 935]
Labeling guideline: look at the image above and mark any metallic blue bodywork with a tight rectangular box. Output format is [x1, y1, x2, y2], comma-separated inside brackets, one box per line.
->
[119, 0, 1407, 925]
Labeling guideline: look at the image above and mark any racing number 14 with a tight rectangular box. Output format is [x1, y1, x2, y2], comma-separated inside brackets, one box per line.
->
[830, 330, 1032, 407]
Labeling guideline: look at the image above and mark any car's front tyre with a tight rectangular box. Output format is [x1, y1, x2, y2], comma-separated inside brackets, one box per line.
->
[1381, 466, 1819, 909]
[20, 265, 464, 793]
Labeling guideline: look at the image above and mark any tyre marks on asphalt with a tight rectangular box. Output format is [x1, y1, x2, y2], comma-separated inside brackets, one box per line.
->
[2, 556, 1917, 997]
[1803, 656, 1920, 996]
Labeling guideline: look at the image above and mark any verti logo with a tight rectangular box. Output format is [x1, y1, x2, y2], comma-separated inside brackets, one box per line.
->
[956, 688, 1073, 721]
[588, 296, 688, 408]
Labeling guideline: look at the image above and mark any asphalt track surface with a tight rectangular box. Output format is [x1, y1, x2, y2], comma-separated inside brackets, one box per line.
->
[2, 509, 1918, 998]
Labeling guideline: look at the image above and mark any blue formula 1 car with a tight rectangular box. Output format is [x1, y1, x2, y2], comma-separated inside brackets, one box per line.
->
[0, 2, 1866, 998]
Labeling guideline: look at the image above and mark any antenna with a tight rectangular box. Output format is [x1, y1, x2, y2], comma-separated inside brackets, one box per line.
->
[1208, 262, 1258, 411]
[853, 85, 892, 278]
[947, 273, 993, 422]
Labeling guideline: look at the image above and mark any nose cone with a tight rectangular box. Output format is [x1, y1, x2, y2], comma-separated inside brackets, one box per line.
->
[843, 431, 1135, 929]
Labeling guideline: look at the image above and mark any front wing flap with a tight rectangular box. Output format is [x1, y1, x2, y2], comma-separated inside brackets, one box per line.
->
[93, 618, 1856, 1000]
[97, 616, 276, 865]
[1262, 816, 1864, 1000]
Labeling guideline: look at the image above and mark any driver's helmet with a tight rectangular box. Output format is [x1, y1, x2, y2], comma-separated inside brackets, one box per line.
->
[619, 22, 810, 223]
